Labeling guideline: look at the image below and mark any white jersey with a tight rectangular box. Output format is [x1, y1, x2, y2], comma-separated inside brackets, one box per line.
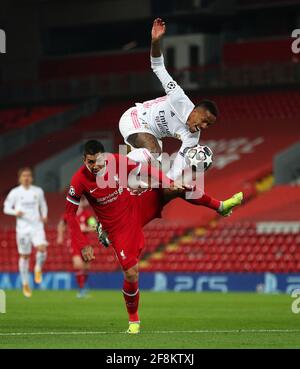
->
[119, 54, 201, 180]
[3, 185, 48, 233]
[135, 55, 199, 146]
[136, 55, 200, 179]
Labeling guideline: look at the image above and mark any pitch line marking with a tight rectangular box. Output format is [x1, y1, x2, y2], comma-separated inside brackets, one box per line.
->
[0, 329, 299, 336]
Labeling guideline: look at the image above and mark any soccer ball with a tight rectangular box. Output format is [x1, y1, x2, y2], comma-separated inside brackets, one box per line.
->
[185, 144, 213, 171]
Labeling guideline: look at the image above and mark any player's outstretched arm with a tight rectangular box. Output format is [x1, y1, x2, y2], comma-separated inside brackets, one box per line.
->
[151, 18, 166, 58]
[150, 18, 187, 104]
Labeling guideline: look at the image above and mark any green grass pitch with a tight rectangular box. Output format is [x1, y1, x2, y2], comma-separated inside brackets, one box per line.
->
[0, 290, 299, 348]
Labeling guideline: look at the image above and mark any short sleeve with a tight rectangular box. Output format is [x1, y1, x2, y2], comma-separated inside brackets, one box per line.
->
[66, 174, 83, 206]
[167, 90, 195, 124]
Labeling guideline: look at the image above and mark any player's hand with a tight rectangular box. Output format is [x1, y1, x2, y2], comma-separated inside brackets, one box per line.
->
[81, 245, 95, 262]
[56, 236, 63, 245]
[151, 18, 166, 41]
[129, 187, 147, 196]
[80, 223, 88, 232]
[16, 211, 24, 218]
[41, 216, 48, 224]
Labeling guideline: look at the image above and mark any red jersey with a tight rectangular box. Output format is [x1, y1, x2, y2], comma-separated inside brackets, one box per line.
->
[64, 153, 167, 270]
[66, 154, 142, 232]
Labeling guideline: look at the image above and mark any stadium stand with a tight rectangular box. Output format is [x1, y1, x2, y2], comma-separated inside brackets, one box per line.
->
[222, 39, 295, 66]
[141, 186, 300, 273]
[0, 105, 71, 134]
[40, 51, 149, 80]
[2, 89, 298, 196]
[0, 106, 119, 196]
[162, 90, 300, 226]
[1, 89, 300, 273]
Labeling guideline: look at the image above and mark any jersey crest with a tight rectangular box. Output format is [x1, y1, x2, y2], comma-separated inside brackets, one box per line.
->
[69, 186, 76, 196]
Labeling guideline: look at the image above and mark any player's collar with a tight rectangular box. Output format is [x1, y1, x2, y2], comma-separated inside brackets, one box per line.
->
[20, 185, 32, 190]
[84, 165, 96, 179]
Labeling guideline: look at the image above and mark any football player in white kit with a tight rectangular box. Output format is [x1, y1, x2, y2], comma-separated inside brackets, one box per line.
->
[119, 18, 218, 180]
[3, 167, 48, 298]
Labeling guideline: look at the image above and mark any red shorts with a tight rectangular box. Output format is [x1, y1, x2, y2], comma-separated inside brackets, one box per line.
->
[110, 189, 163, 271]
[71, 243, 82, 257]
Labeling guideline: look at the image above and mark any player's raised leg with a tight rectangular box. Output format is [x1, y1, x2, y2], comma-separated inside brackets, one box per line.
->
[163, 188, 243, 216]
[126, 133, 162, 164]
[186, 191, 243, 216]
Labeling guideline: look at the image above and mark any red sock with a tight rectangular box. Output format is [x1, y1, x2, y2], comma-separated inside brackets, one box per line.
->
[122, 280, 140, 323]
[187, 192, 221, 211]
[75, 270, 86, 289]
[83, 270, 89, 285]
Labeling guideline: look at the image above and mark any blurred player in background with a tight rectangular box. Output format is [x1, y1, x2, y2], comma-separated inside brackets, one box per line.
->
[3, 167, 48, 298]
[57, 196, 97, 298]
[119, 18, 218, 181]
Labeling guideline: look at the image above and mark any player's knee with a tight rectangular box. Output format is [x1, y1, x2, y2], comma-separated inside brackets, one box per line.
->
[144, 142, 162, 157]
[20, 254, 30, 260]
[128, 133, 161, 155]
[124, 266, 139, 283]
[147, 145, 161, 156]
[73, 256, 84, 269]
[36, 246, 46, 252]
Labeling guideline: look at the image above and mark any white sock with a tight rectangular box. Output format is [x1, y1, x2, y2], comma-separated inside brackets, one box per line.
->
[35, 251, 47, 272]
[19, 257, 29, 286]
[127, 148, 155, 164]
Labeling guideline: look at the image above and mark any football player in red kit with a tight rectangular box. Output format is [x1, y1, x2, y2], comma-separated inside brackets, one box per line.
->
[57, 196, 97, 297]
[65, 140, 243, 334]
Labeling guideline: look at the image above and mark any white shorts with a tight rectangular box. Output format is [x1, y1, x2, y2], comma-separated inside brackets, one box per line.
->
[16, 227, 48, 255]
[119, 107, 162, 150]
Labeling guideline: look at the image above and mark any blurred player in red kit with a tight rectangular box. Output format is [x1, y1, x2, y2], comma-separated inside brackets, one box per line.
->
[57, 196, 97, 297]
[65, 140, 242, 334]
